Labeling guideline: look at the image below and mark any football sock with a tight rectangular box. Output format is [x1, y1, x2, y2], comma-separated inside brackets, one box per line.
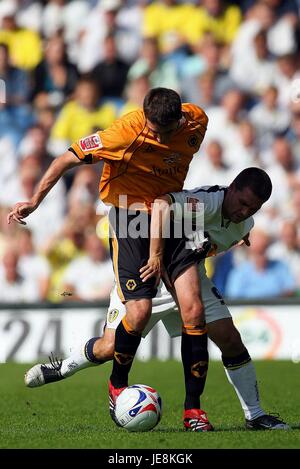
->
[222, 350, 265, 420]
[181, 324, 208, 410]
[60, 337, 103, 377]
[110, 318, 141, 388]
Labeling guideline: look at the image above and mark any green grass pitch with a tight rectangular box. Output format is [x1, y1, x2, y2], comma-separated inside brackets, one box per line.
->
[1, 360, 299, 449]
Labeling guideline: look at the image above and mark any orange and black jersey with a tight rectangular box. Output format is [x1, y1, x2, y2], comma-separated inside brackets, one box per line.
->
[69, 103, 208, 212]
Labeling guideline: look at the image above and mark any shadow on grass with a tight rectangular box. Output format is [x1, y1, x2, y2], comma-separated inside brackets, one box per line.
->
[153, 425, 246, 433]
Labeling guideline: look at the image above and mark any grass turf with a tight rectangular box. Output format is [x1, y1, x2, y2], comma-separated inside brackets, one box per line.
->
[0, 360, 299, 449]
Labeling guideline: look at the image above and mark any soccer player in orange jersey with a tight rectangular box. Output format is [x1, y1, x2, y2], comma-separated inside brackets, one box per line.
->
[8, 88, 210, 430]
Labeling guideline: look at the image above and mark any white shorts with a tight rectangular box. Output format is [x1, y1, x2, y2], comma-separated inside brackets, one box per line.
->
[106, 262, 231, 338]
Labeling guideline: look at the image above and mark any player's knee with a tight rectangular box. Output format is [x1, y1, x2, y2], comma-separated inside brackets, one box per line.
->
[218, 329, 244, 355]
[126, 301, 151, 332]
[181, 300, 205, 326]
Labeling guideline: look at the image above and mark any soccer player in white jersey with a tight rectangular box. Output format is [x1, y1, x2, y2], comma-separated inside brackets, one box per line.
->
[24, 168, 289, 431]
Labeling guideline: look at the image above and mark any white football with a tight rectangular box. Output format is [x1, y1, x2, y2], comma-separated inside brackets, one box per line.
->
[114, 384, 162, 432]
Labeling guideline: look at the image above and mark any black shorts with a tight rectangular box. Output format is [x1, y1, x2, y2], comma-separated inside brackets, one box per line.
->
[109, 208, 199, 302]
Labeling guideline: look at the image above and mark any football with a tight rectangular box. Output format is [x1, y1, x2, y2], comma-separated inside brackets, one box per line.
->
[114, 384, 162, 432]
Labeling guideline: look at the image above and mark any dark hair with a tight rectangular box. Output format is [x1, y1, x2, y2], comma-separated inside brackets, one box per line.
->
[232, 167, 272, 202]
[143, 87, 182, 126]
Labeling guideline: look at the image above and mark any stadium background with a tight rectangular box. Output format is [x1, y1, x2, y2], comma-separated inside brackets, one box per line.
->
[1, 0, 300, 365]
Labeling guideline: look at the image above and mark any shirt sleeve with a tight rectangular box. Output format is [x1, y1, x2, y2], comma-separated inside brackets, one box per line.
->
[69, 111, 144, 164]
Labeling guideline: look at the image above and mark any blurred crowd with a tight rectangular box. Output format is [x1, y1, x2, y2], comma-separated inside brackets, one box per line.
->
[1, 0, 300, 303]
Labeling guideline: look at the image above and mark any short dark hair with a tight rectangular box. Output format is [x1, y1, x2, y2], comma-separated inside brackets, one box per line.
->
[143, 87, 182, 126]
[232, 167, 272, 202]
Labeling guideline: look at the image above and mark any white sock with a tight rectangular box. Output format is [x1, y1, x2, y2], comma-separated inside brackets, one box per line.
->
[60, 343, 99, 378]
[225, 361, 265, 420]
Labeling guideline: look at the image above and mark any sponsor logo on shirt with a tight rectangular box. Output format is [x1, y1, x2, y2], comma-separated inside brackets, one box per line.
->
[79, 133, 102, 151]
[163, 153, 182, 164]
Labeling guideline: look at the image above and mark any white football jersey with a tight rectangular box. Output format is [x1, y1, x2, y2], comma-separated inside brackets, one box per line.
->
[169, 185, 254, 256]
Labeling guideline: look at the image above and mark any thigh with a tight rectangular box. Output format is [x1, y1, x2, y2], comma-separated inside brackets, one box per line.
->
[109, 208, 157, 302]
[163, 221, 199, 284]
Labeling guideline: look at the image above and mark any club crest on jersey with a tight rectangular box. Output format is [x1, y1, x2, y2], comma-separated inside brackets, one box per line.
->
[79, 133, 102, 151]
[188, 134, 199, 147]
[163, 153, 181, 164]
[186, 197, 201, 212]
[108, 308, 119, 323]
[144, 144, 154, 153]
[126, 279, 137, 291]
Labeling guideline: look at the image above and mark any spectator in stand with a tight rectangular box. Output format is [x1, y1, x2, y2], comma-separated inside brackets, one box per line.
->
[230, 29, 276, 96]
[62, 231, 114, 301]
[225, 228, 296, 299]
[274, 53, 300, 109]
[263, 136, 300, 214]
[288, 187, 300, 225]
[128, 37, 179, 91]
[31, 95, 57, 137]
[67, 165, 99, 211]
[31, 33, 79, 109]
[0, 134, 18, 198]
[92, 33, 129, 105]
[185, 0, 242, 48]
[0, 155, 66, 248]
[0, 42, 33, 145]
[268, 219, 300, 290]
[184, 140, 233, 189]
[41, 0, 90, 65]
[43, 213, 88, 302]
[249, 86, 290, 151]
[49, 76, 117, 156]
[287, 102, 300, 164]
[231, 1, 298, 67]
[224, 120, 259, 169]
[204, 88, 246, 152]
[76, 0, 123, 73]
[17, 227, 51, 301]
[142, 0, 194, 56]
[0, 1, 42, 70]
[180, 34, 234, 104]
[119, 75, 150, 116]
[18, 125, 53, 171]
[0, 242, 39, 302]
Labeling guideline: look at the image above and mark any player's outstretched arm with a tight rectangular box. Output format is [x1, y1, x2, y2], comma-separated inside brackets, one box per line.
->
[7, 150, 84, 225]
[140, 195, 172, 284]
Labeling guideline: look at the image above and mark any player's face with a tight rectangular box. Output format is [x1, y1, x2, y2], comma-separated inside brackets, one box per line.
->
[224, 186, 264, 223]
[146, 119, 180, 144]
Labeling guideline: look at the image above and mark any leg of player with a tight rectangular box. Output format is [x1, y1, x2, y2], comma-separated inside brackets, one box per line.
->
[108, 299, 152, 397]
[207, 318, 289, 430]
[173, 265, 213, 432]
[24, 328, 116, 387]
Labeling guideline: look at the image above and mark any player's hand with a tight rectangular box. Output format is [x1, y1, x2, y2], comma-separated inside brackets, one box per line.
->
[7, 202, 37, 225]
[140, 255, 163, 286]
[237, 233, 251, 247]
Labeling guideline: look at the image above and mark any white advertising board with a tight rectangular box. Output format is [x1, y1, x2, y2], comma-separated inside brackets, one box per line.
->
[0, 305, 300, 362]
